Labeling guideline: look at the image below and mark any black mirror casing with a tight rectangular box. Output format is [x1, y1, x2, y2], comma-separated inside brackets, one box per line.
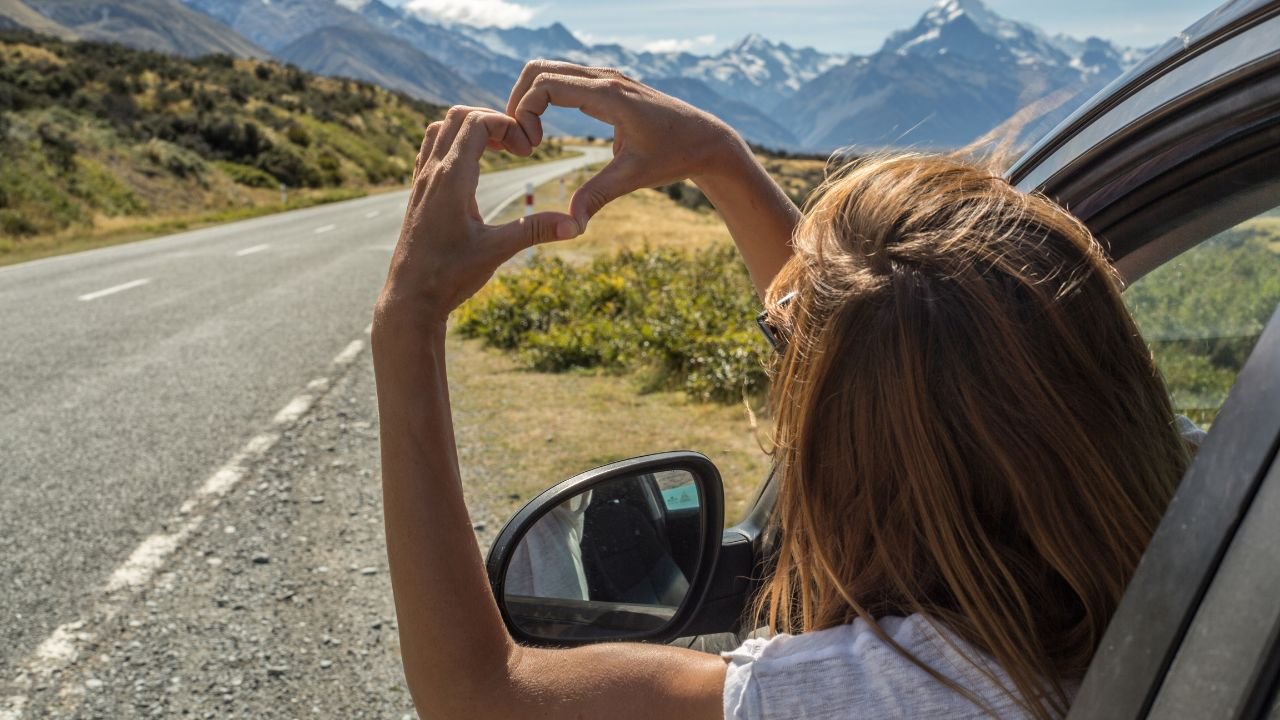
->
[486, 451, 725, 646]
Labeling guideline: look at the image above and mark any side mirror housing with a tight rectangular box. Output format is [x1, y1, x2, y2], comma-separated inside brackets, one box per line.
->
[486, 452, 724, 645]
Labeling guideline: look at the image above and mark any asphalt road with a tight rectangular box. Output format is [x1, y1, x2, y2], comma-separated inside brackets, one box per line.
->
[0, 146, 611, 679]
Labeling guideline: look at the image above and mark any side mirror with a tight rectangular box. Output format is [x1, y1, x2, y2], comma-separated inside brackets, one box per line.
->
[486, 452, 724, 645]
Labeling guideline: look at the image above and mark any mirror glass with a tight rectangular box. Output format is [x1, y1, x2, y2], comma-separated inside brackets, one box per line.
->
[502, 469, 704, 641]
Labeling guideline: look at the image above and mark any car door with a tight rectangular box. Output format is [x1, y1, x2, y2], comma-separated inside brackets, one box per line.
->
[1001, 1, 1280, 716]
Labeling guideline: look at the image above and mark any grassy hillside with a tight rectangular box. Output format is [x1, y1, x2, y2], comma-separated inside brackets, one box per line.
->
[0, 30, 563, 264]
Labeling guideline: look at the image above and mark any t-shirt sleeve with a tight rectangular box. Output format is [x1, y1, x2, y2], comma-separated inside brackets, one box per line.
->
[722, 639, 768, 720]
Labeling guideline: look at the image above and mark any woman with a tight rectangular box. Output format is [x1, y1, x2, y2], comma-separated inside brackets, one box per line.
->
[371, 62, 1191, 719]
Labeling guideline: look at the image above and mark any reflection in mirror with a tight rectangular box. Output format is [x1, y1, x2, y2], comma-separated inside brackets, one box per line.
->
[503, 470, 703, 642]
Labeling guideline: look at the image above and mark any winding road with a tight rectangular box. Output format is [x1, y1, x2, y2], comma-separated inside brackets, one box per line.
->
[0, 147, 611, 678]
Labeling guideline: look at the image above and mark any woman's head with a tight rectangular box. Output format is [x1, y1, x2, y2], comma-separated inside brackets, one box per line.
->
[759, 153, 1189, 718]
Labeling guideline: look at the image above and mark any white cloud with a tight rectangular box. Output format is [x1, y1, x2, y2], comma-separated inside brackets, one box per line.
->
[642, 34, 719, 53]
[402, 0, 540, 28]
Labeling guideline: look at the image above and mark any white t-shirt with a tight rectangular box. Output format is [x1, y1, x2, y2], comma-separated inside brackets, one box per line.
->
[722, 614, 1062, 719]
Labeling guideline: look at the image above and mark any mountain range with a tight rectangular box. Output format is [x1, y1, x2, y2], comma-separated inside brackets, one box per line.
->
[0, 0, 1149, 152]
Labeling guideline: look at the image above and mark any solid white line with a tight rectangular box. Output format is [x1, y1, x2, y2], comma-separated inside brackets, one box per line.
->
[234, 244, 270, 257]
[313, 224, 337, 234]
[272, 394, 316, 426]
[333, 339, 364, 367]
[77, 278, 150, 302]
[364, 210, 381, 219]
[483, 188, 530, 224]
[104, 518, 203, 593]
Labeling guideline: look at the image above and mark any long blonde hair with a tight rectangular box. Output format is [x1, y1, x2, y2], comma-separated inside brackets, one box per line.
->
[757, 153, 1189, 718]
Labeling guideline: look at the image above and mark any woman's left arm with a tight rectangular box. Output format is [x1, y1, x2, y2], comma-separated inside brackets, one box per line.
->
[372, 107, 726, 720]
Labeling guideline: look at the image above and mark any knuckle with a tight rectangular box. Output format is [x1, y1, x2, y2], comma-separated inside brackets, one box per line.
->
[445, 105, 469, 122]
[602, 77, 629, 94]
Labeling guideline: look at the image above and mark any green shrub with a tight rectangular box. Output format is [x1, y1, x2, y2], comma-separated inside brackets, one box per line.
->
[141, 138, 207, 181]
[214, 160, 278, 188]
[457, 244, 770, 403]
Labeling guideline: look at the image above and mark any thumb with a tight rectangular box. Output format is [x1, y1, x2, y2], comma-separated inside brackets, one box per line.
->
[488, 210, 580, 255]
[568, 159, 632, 231]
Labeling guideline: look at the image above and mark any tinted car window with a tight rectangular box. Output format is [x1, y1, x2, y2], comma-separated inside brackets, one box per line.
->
[1124, 204, 1280, 428]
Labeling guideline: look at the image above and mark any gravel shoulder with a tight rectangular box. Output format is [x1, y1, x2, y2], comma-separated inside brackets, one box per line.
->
[17, 336, 514, 720]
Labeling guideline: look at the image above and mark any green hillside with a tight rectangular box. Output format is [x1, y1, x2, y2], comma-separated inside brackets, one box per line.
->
[0, 30, 562, 264]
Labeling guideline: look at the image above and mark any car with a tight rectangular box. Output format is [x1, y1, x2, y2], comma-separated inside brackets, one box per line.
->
[482, 1, 1280, 717]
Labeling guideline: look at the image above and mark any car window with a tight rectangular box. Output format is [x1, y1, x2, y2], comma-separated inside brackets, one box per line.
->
[1124, 204, 1280, 429]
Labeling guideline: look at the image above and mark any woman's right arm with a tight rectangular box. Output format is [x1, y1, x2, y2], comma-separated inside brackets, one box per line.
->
[507, 61, 800, 297]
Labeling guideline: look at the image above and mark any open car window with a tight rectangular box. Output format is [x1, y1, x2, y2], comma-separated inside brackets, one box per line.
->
[1123, 203, 1280, 430]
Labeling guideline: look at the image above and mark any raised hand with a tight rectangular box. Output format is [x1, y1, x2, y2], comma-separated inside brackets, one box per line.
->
[381, 106, 581, 324]
[506, 61, 747, 234]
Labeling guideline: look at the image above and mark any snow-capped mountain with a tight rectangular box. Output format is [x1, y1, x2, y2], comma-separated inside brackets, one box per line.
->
[456, 23, 845, 113]
[785, 0, 1144, 150]
[7, 0, 1149, 151]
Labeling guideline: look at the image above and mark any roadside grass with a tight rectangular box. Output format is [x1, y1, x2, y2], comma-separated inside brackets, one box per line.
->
[471, 158, 799, 520]
[0, 187, 368, 266]
[446, 332, 771, 525]
[487, 163, 736, 262]
[0, 151, 566, 268]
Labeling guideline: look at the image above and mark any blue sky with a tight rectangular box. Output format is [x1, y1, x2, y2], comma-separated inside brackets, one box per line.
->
[386, 0, 1221, 54]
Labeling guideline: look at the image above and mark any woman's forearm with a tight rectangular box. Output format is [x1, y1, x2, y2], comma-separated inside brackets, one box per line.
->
[693, 137, 800, 297]
[370, 307, 514, 715]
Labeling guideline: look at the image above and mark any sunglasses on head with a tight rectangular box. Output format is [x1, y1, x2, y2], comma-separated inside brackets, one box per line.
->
[756, 291, 797, 354]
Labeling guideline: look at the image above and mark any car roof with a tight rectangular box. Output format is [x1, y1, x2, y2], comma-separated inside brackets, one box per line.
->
[1007, 0, 1276, 191]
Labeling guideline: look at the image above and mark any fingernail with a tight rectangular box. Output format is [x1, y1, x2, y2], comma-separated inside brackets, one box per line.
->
[555, 219, 581, 240]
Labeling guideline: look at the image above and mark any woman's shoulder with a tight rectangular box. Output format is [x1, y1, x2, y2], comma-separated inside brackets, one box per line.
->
[724, 615, 927, 665]
[723, 614, 1030, 720]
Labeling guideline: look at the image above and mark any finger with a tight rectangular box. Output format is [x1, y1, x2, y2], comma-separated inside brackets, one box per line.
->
[487, 210, 581, 255]
[506, 60, 600, 118]
[567, 158, 633, 231]
[414, 122, 442, 182]
[432, 106, 532, 162]
[447, 104, 535, 156]
[468, 195, 482, 222]
[442, 111, 536, 197]
[512, 74, 622, 147]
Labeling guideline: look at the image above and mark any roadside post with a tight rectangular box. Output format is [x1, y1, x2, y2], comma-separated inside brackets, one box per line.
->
[524, 182, 535, 262]
[279, 183, 287, 205]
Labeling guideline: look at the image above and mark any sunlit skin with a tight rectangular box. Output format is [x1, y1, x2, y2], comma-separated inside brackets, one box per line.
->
[371, 62, 799, 719]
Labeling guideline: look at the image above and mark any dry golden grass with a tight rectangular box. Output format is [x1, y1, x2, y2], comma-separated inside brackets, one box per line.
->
[489, 163, 735, 264]
[476, 163, 777, 523]
[446, 333, 771, 524]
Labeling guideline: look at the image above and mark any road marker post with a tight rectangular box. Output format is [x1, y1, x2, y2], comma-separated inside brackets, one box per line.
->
[523, 183, 535, 263]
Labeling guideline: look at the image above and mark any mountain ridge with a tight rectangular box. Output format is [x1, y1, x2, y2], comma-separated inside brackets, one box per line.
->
[4, 0, 1149, 152]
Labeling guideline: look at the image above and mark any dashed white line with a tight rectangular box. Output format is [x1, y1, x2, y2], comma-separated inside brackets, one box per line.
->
[77, 278, 150, 302]
[0, 337, 371, 719]
[234, 243, 270, 257]
[313, 224, 337, 234]
[364, 210, 381, 219]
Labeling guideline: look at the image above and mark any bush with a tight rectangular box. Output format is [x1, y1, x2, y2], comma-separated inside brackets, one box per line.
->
[457, 244, 770, 402]
[214, 160, 278, 188]
[142, 138, 207, 180]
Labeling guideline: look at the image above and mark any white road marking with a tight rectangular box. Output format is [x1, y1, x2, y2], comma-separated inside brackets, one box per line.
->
[364, 210, 381, 219]
[77, 278, 150, 302]
[333, 339, 364, 367]
[234, 244, 270, 257]
[0, 340, 366, 718]
[104, 518, 203, 593]
[313, 224, 337, 234]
